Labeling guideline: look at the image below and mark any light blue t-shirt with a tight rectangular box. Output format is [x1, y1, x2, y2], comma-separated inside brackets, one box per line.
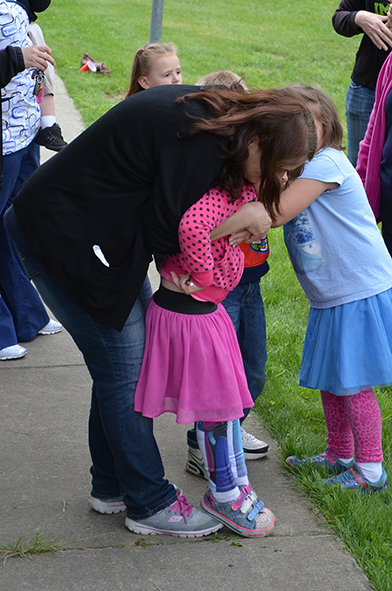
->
[284, 147, 392, 308]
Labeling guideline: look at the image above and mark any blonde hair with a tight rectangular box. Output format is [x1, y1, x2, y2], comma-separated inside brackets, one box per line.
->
[196, 70, 248, 91]
[126, 42, 179, 97]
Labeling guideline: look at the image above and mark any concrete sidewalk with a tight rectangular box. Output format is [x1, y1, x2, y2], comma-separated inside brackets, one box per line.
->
[0, 76, 372, 591]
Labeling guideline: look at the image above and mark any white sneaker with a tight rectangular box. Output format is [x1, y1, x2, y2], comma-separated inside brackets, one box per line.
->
[185, 446, 209, 480]
[0, 344, 27, 360]
[38, 319, 62, 335]
[241, 426, 269, 460]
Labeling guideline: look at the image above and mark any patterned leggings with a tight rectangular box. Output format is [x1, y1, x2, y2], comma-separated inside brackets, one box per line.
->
[197, 419, 248, 502]
[321, 389, 383, 463]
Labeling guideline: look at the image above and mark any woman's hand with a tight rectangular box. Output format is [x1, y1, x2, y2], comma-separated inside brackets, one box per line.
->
[355, 11, 392, 50]
[387, 4, 392, 31]
[22, 45, 56, 70]
[210, 201, 271, 242]
[170, 272, 205, 295]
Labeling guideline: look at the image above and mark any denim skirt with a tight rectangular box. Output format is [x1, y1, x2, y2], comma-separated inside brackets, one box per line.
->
[299, 288, 392, 395]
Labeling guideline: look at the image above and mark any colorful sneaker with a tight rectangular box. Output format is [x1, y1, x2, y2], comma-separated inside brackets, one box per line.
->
[286, 450, 354, 474]
[323, 464, 387, 494]
[125, 491, 222, 537]
[89, 495, 126, 514]
[201, 488, 275, 538]
[241, 426, 269, 460]
[185, 445, 208, 480]
[241, 483, 258, 503]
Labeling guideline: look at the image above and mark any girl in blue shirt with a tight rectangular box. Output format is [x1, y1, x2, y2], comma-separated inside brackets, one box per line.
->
[218, 84, 392, 494]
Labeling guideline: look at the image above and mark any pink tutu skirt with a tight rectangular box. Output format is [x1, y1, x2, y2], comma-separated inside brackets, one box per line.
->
[134, 298, 253, 424]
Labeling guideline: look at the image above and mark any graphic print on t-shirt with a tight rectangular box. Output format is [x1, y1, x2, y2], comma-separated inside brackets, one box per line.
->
[284, 211, 324, 275]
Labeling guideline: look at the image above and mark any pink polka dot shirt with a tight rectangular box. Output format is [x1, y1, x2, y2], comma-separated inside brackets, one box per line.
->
[161, 184, 258, 303]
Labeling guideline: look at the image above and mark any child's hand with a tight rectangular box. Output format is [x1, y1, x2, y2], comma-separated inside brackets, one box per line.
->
[210, 201, 271, 242]
[170, 272, 204, 295]
[228, 230, 258, 247]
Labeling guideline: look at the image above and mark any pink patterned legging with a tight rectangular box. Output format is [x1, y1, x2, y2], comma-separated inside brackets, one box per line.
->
[320, 389, 383, 463]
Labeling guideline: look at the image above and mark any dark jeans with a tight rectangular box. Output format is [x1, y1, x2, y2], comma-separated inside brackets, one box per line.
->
[222, 279, 267, 421]
[5, 206, 176, 519]
[0, 142, 49, 348]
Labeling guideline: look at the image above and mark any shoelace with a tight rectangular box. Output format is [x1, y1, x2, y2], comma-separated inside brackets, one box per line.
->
[309, 453, 337, 465]
[240, 428, 258, 443]
[168, 491, 193, 524]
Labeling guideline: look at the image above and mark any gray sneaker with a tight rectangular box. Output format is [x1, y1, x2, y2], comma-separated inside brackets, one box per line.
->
[125, 491, 222, 537]
[89, 495, 126, 514]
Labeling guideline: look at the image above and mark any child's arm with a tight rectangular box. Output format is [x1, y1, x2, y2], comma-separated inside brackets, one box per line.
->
[211, 178, 337, 246]
[210, 201, 271, 242]
[271, 178, 338, 227]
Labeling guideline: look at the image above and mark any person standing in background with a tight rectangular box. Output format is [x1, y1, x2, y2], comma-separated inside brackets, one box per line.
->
[10, 0, 68, 151]
[0, 0, 61, 360]
[332, 0, 392, 166]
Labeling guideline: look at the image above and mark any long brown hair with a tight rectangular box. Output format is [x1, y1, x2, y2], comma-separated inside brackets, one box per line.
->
[126, 43, 178, 97]
[179, 87, 317, 220]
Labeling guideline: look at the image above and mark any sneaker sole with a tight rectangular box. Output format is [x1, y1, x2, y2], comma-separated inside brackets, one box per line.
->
[38, 328, 63, 335]
[0, 352, 27, 360]
[243, 449, 269, 460]
[125, 516, 222, 537]
[185, 458, 209, 480]
[88, 498, 126, 514]
[201, 498, 275, 538]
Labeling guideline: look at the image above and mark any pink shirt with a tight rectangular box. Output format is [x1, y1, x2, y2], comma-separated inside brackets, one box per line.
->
[161, 184, 257, 303]
[356, 52, 392, 221]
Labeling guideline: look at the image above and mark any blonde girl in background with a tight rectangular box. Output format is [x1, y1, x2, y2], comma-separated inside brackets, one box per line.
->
[126, 42, 182, 97]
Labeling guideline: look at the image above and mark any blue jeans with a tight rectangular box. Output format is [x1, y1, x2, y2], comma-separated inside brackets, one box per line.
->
[345, 81, 375, 167]
[0, 142, 49, 348]
[4, 206, 177, 519]
[222, 279, 267, 421]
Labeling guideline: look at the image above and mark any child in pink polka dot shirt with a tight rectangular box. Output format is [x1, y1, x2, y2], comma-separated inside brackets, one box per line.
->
[134, 86, 316, 536]
[134, 182, 277, 537]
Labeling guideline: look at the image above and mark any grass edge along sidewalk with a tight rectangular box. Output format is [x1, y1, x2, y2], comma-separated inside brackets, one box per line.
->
[37, 1, 392, 589]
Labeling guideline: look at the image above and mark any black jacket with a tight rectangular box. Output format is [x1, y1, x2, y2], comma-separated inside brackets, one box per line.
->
[14, 85, 227, 330]
[0, 46, 24, 88]
[332, 0, 391, 88]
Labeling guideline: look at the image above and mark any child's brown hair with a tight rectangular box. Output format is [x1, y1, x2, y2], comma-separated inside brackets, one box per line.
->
[287, 84, 344, 152]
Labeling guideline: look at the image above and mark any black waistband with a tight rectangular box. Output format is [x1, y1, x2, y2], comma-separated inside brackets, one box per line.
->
[153, 285, 217, 314]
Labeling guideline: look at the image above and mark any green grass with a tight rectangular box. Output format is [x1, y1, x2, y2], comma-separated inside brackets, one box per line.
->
[261, 228, 392, 591]
[38, 0, 357, 129]
[34, 1, 392, 588]
[0, 532, 62, 563]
